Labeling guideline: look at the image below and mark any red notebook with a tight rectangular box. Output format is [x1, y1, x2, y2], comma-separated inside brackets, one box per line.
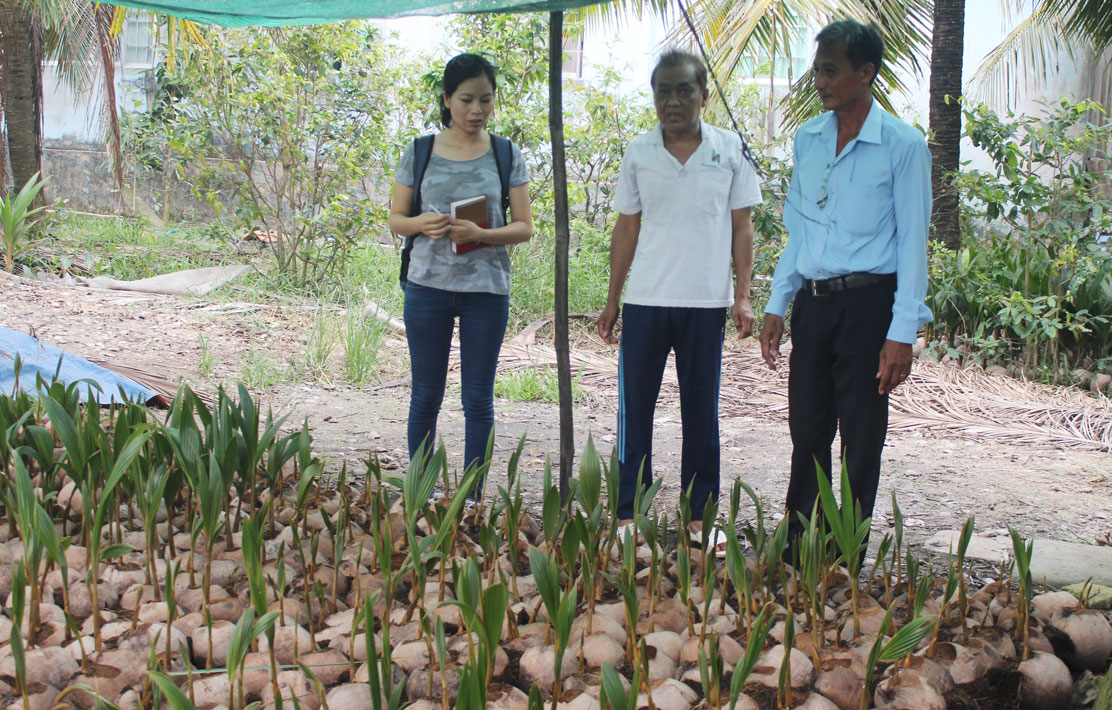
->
[450, 195, 490, 255]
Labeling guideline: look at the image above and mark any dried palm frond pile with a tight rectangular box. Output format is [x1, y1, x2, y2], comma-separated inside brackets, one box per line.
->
[498, 336, 1112, 453]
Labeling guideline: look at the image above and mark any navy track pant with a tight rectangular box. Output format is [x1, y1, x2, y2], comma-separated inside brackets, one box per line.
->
[616, 303, 726, 520]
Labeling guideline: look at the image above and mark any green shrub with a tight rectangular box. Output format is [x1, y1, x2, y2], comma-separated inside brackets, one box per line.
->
[930, 100, 1112, 381]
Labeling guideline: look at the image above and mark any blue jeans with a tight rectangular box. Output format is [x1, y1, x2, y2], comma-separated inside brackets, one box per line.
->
[403, 281, 509, 487]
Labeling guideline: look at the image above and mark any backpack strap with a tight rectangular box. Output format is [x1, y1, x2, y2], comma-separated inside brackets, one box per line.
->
[400, 134, 436, 287]
[400, 134, 515, 288]
[489, 134, 514, 224]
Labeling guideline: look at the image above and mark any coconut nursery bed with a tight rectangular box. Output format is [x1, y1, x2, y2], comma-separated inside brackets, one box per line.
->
[0, 382, 1109, 710]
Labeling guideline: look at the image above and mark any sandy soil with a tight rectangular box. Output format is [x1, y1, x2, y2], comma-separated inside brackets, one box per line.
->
[4, 270, 1110, 559]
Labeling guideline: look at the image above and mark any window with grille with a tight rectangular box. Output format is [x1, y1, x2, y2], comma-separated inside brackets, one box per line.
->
[122, 15, 156, 67]
[562, 23, 584, 79]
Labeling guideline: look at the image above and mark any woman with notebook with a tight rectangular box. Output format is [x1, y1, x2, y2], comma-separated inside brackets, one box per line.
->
[388, 53, 533, 504]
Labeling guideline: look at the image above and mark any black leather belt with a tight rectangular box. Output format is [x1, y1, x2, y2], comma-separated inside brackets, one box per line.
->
[803, 272, 896, 296]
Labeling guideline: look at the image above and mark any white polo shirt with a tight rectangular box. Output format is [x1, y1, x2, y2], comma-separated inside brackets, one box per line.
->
[614, 120, 763, 308]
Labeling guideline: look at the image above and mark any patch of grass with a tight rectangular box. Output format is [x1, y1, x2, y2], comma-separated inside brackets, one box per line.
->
[298, 306, 338, 382]
[239, 346, 291, 390]
[47, 213, 236, 282]
[509, 220, 611, 332]
[343, 305, 388, 387]
[198, 333, 214, 377]
[335, 240, 405, 314]
[495, 365, 587, 404]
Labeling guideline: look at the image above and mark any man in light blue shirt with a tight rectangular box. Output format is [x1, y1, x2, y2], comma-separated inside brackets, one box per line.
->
[758, 19, 932, 557]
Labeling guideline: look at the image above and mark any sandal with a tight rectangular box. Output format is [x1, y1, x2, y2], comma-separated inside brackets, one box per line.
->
[687, 526, 731, 558]
[615, 522, 636, 540]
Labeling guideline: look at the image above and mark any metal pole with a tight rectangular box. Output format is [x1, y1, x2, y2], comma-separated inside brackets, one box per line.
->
[548, 10, 574, 502]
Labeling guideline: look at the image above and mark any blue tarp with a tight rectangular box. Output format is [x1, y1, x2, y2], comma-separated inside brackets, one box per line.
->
[0, 327, 162, 405]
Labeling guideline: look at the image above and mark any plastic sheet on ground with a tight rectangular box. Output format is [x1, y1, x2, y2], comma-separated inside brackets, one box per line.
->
[88, 264, 252, 296]
[0, 327, 165, 406]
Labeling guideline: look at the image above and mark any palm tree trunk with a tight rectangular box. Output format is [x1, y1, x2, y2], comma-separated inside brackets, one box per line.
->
[928, 0, 965, 251]
[1, 4, 45, 202]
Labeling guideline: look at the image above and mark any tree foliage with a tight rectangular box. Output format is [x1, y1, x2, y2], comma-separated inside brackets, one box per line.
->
[929, 100, 1112, 380]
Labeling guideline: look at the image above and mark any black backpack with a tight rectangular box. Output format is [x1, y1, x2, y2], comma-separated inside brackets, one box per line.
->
[399, 133, 515, 287]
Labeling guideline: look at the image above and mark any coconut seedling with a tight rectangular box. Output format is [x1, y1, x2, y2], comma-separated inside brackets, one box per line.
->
[728, 604, 775, 710]
[955, 515, 976, 643]
[815, 460, 871, 636]
[634, 510, 665, 632]
[926, 563, 959, 658]
[228, 383, 289, 525]
[698, 635, 724, 709]
[890, 491, 904, 600]
[905, 549, 920, 608]
[41, 385, 106, 568]
[778, 566, 797, 709]
[1009, 526, 1035, 659]
[394, 438, 442, 623]
[599, 661, 640, 710]
[10, 456, 48, 643]
[34, 494, 75, 644]
[765, 516, 790, 601]
[865, 533, 892, 600]
[675, 529, 696, 637]
[446, 557, 508, 706]
[195, 450, 229, 666]
[363, 591, 405, 710]
[540, 459, 566, 554]
[859, 606, 937, 710]
[87, 425, 151, 652]
[724, 523, 753, 638]
[606, 525, 643, 663]
[429, 616, 451, 709]
[796, 499, 828, 667]
[226, 608, 280, 709]
[528, 545, 579, 707]
[698, 506, 720, 648]
[17, 415, 60, 499]
[161, 558, 182, 667]
[570, 436, 607, 629]
[134, 459, 171, 597]
[10, 564, 30, 710]
[497, 436, 527, 599]
[148, 668, 200, 710]
[293, 418, 323, 539]
[243, 506, 281, 702]
[560, 521, 581, 596]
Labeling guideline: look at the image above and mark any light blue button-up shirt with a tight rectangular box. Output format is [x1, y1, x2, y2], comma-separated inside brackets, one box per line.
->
[765, 100, 934, 344]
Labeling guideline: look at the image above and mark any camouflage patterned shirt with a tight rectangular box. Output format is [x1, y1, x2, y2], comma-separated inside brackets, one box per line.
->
[396, 140, 529, 295]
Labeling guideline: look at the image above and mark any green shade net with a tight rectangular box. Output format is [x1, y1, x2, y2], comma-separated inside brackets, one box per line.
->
[102, 0, 612, 26]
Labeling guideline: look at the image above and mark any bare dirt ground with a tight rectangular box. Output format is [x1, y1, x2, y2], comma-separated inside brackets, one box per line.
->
[4, 270, 1111, 562]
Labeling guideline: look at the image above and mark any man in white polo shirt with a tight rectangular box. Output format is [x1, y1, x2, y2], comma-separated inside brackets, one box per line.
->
[597, 49, 762, 547]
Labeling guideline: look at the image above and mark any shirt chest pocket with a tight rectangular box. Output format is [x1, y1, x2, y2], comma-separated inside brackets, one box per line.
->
[838, 172, 893, 235]
[697, 168, 731, 215]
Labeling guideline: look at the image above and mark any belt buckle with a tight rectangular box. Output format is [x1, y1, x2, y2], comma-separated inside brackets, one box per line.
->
[810, 279, 826, 297]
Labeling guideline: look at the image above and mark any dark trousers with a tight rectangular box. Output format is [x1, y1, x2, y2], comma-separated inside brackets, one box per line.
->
[403, 281, 509, 487]
[785, 280, 896, 544]
[616, 304, 726, 520]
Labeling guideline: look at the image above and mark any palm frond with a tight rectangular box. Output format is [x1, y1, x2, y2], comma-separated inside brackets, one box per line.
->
[1044, 0, 1112, 52]
[667, 0, 931, 131]
[34, 0, 99, 93]
[572, 0, 673, 33]
[967, 3, 1083, 110]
